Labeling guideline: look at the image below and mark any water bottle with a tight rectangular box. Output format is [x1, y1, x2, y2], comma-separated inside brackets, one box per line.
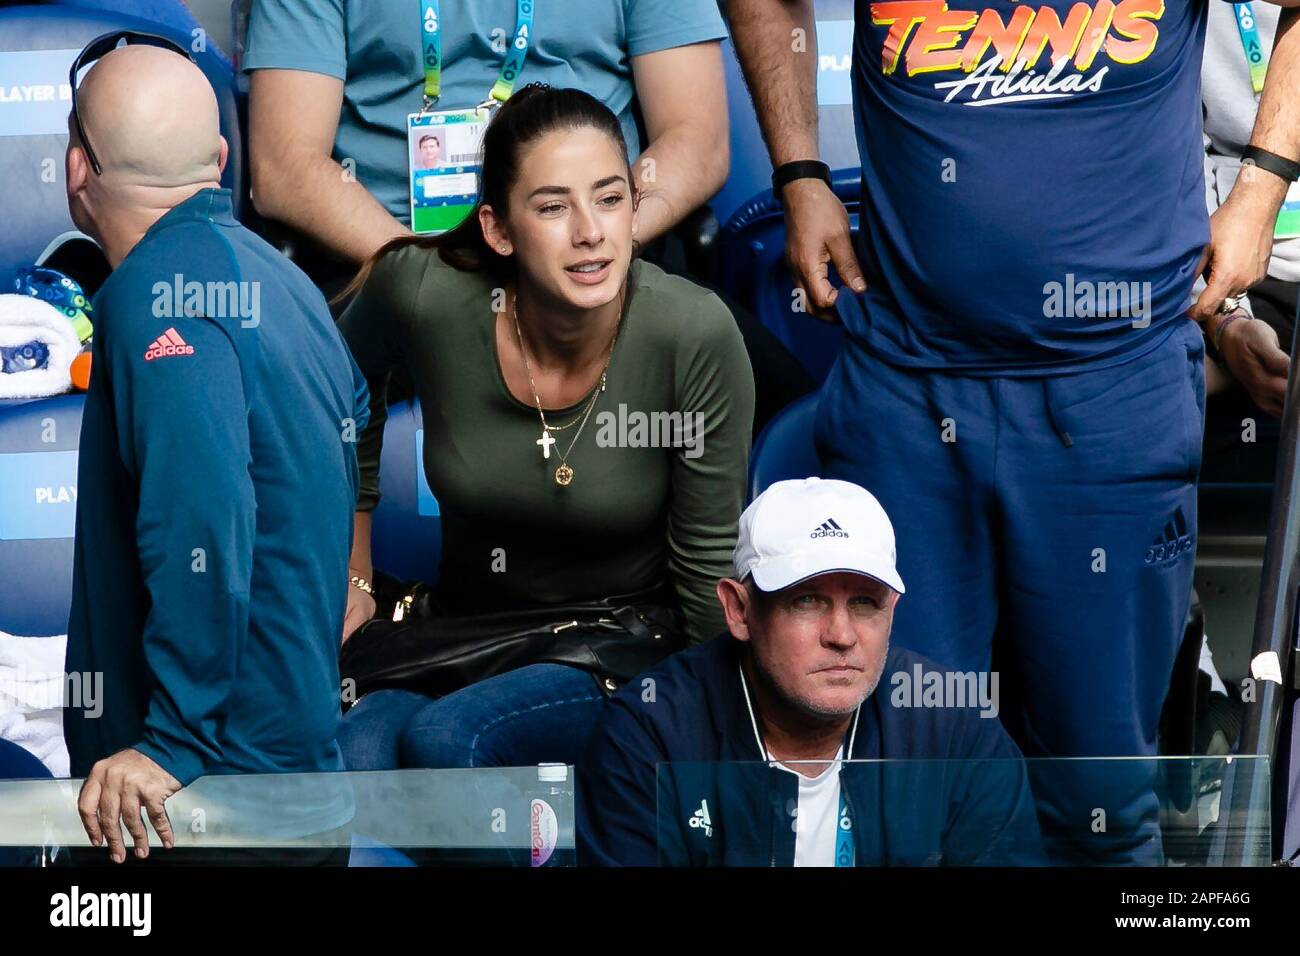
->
[529, 763, 572, 867]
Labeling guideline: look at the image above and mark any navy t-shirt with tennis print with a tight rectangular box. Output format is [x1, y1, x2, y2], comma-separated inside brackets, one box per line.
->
[845, 0, 1222, 374]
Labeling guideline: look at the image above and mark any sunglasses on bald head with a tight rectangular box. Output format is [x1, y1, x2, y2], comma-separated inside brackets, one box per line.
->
[69, 31, 195, 176]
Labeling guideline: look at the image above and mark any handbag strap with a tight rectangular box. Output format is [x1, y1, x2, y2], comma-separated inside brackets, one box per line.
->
[610, 604, 653, 641]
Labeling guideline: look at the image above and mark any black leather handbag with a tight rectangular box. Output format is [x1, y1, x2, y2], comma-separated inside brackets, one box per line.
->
[338, 583, 686, 708]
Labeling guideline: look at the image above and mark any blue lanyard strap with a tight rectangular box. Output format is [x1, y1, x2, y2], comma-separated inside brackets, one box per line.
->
[1233, 3, 1268, 95]
[834, 786, 854, 867]
[420, 0, 534, 110]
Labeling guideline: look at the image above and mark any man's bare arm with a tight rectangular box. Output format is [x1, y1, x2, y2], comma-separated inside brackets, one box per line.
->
[630, 42, 730, 242]
[728, 0, 820, 166]
[728, 0, 865, 315]
[248, 69, 409, 265]
[1245, 6, 1300, 172]
[1190, 7, 1300, 413]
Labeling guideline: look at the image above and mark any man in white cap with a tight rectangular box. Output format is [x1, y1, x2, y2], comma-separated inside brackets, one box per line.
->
[577, 477, 1043, 867]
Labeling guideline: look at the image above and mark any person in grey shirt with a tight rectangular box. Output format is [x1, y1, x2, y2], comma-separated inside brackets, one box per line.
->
[242, 0, 730, 270]
[1202, 0, 1295, 416]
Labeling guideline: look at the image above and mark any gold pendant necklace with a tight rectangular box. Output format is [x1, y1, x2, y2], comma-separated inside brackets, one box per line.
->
[512, 291, 619, 486]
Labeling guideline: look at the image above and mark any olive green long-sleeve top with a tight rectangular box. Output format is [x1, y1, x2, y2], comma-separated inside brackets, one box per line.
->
[339, 247, 754, 643]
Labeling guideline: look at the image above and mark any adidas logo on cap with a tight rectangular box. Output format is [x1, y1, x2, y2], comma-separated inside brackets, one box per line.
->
[810, 517, 849, 539]
[144, 327, 195, 362]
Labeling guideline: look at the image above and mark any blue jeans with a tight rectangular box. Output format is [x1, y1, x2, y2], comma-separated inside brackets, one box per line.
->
[339, 663, 608, 770]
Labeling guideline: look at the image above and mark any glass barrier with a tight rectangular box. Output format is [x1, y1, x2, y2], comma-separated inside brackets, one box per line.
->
[655, 756, 1271, 867]
[0, 765, 574, 867]
[0, 755, 1270, 866]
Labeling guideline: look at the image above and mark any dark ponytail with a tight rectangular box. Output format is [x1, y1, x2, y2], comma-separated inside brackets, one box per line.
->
[336, 84, 633, 304]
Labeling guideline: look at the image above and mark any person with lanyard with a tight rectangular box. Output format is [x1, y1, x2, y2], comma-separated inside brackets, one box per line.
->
[333, 85, 754, 772]
[241, 0, 815, 432]
[241, 0, 730, 285]
[1201, 1, 1298, 422]
[577, 478, 1043, 867]
[728, 0, 1300, 863]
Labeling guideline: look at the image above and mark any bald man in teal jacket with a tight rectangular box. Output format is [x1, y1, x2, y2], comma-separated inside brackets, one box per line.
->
[62, 39, 366, 863]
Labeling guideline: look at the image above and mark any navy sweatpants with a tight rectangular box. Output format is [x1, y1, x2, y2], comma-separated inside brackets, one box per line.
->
[817, 305, 1206, 863]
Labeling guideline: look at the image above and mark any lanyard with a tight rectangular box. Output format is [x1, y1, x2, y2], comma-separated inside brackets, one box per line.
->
[421, 0, 535, 110]
[834, 787, 854, 867]
[1233, 3, 1268, 95]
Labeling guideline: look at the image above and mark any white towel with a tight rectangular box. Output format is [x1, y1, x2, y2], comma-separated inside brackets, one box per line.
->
[0, 631, 70, 777]
[0, 293, 82, 399]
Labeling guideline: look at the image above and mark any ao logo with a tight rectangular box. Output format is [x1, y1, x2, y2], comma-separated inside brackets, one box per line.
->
[424, 9, 438, 32]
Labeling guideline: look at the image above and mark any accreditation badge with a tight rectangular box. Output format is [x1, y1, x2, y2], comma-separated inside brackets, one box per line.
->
[407, 107, 491, 235]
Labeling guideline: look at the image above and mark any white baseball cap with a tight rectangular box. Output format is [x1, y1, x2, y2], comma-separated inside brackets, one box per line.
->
[734, 477, 905, 594]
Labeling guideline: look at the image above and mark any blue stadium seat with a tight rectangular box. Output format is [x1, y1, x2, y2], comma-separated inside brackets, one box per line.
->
[0, 392, 438, 636]
[0, 395, 84, 637]
[50, 0, 231, 65]
[712, 0, 858, 230]
[364, 400, 443, 586]
[716, 168, 860, 382]
[748, 392, 822, 502]
[0, 738, 52, 781]
[0, 3, 245, 287]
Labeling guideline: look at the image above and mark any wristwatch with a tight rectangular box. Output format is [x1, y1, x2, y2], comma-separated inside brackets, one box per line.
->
[772, 160, 832, 195]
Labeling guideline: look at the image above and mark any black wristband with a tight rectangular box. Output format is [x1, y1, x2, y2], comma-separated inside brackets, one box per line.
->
[1241, 146, 1300, 184]
[772, 160, 832, 195]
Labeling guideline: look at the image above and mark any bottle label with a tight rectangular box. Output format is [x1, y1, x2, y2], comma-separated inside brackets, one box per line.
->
[530, 798, 558, 867]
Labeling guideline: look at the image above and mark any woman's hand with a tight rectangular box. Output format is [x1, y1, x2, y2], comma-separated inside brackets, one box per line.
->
[342, 579, 377, 646]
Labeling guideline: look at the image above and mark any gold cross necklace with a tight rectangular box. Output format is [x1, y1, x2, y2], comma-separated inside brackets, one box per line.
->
[511, 290, 620, 487]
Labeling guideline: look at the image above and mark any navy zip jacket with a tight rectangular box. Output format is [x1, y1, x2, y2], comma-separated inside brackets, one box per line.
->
[577, 636, 1045, 866]
[64, 189, 368, 787]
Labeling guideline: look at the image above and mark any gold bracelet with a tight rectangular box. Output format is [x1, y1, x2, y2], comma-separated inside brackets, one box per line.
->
[349, 574, 374, 596]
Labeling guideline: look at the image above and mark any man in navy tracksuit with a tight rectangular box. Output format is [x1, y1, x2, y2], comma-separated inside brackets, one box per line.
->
[729, 0, 1300, 861]
[61, 40, 366, 863]
[578, 478, 1044, 866]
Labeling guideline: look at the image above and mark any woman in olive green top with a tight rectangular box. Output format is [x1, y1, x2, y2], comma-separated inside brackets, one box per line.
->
[335, 85, 754, 771]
